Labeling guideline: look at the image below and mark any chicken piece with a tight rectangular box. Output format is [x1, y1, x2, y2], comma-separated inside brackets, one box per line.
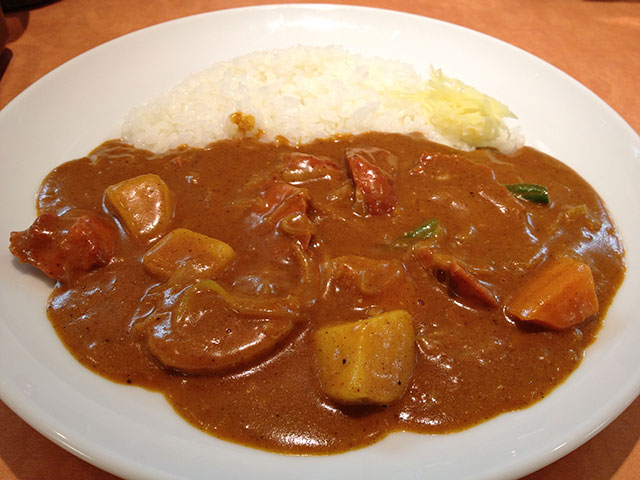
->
[281, 152, 343, 183]
[313, 310, 415, 405]
[143, 228, 235, 281]
[9, 212, 116, 282]
[345, 147, 398, 215]
[254, 181, 313, 246]
[413, 247, 497, 308]
[506, 257, 599, 329]
[104, 173, 174, 243]
[325, 256, 408, 296]
[323, 256, 415, 315]
[146, 280, 295, 375]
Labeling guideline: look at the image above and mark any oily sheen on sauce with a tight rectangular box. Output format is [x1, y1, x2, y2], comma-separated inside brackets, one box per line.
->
[24, 133, 624, 453]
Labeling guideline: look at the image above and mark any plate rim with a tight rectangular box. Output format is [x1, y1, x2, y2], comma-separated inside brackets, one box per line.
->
[1, 4, 640, 480]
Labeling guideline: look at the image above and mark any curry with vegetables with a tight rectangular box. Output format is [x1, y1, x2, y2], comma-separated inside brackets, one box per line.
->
[9, 132, 625, 453]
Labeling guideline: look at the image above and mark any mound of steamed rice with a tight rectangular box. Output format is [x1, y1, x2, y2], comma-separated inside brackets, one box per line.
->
[121, 46, 523, 154]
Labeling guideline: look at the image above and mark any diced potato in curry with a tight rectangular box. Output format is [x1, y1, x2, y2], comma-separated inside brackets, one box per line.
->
[506, 257, 599, 329]
[104, 173, 174, 242]
[143, 228, 235, 281]
[313, 310, 415, 405]
[11, 125, 626, 454]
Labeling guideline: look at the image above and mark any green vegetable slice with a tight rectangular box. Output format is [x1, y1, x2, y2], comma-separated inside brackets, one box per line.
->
[404, 218, 440, 239]
[505, 183, 549, 205]
[388, 219, 441, 249]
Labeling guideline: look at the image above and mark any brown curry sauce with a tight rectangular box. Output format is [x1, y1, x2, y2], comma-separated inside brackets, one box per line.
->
[11, 132, 625, 453]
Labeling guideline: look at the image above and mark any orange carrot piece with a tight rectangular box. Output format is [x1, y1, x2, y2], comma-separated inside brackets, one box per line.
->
[506, 257, 599, 329]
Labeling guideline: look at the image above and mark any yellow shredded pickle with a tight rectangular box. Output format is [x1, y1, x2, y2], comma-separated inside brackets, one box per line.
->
[392, 68, 517, 148]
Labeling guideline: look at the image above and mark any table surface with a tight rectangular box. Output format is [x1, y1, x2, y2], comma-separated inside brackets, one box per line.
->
[1, 0, 640, 479]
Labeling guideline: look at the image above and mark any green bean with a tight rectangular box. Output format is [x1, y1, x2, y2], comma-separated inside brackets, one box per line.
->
[505, 183, 549, 204]
[404, 218, 439, 239]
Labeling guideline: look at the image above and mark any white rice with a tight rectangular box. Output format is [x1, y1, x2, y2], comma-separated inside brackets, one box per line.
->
[121, 46, 522, 153]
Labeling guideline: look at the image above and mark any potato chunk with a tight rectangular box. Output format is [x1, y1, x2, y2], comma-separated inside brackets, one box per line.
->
[506, 257, 599, 329]
[143, 228, 235, 281]
[105, 173, 173, 242]
[313, 310, 415, 405]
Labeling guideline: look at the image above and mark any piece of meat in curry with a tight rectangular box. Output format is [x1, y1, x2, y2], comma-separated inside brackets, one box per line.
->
[9, 132, 625, 453]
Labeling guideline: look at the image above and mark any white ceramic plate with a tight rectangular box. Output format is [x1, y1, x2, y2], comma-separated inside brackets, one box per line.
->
[1, 5, 640, 480]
